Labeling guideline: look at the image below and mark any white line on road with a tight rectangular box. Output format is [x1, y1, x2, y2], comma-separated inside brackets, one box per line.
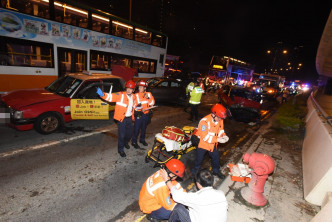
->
[0, 128, 114, 158]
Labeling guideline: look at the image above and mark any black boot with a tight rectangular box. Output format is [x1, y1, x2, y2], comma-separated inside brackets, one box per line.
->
[213, 171, 225, 180]
[132, 143, 140, 149]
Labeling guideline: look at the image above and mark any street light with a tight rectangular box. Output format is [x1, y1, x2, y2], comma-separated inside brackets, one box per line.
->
[266, 48, 288, 71]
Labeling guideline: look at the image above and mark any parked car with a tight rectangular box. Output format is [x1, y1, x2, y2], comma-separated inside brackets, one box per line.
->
[146, 78, 186, 105]
[218, 85, 262, 123]
[0, 73, 125, 134]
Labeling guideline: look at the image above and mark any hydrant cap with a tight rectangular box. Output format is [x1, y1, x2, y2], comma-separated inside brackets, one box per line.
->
[242, 153, 251, 163]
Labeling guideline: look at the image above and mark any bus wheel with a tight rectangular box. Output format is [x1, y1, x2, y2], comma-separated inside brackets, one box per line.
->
[34, 112, 62, 134]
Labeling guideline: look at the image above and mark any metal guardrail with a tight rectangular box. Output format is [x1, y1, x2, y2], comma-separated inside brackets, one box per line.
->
[310, 91, 332, 126]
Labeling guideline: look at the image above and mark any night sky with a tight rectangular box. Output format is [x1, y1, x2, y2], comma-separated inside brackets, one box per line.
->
[81, 0, 331, 82]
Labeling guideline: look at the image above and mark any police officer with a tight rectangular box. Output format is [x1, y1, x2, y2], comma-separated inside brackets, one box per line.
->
[192, 104, 229, 179]
[189, 81, 204, 121]
[184, 80, 195, 113]
[132, 80, 155, 148]
[96, 80, 136, 157]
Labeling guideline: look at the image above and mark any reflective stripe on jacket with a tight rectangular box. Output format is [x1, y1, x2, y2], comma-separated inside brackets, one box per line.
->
[101, 91, 135, 122]
[186, 82, 195, 94]
[134, 92, 155, 114]
[197, 114, 226, 152]
[189, 86, 204, 104]
[139, 170, 184, 214]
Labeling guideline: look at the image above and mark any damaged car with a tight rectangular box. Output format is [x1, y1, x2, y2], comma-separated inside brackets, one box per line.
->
[218, 85, 262, 123]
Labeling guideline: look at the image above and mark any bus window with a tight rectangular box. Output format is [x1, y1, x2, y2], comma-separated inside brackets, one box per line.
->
[2, 0, 50, 19]
[133, 59, 149, 73]
[92, 14, 110, 34]
[54, 1, 88, 26]
[149, 61, 156, 73]
[135, 28, 151, 44]
[90, 51, 109, 71]
[58, 47, 86, 77]
[112, 21, 133, 40]
[152, 34, 165, 47]
[0, 37, 53, 67]
[110, 55, 131, 69]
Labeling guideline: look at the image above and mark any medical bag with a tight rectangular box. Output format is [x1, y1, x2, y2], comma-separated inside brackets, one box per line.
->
[162, 126, 185, 142]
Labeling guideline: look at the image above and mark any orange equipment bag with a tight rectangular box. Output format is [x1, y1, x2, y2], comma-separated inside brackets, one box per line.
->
[162, 126, 185, 142]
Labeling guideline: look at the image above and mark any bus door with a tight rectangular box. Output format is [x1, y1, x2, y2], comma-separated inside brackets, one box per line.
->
[58, 47, 87, 77]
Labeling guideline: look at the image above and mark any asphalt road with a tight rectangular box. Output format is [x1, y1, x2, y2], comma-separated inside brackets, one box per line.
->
[0, 93, 277, 221]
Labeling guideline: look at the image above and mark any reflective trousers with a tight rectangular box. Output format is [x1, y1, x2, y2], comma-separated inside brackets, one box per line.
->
[132, 113, 149, 144]
[192, 145, 220, 176]
[117, 117, 133, 153]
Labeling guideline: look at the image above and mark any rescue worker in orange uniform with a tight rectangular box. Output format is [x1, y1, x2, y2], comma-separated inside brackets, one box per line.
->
[139, 159, 186, 221]
[132, 80, 155, 148]
[96, 80, 136, 157]
[192, 104, 229, 179]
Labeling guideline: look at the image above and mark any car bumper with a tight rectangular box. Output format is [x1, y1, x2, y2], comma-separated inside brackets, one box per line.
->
[8, 118, 35, 131]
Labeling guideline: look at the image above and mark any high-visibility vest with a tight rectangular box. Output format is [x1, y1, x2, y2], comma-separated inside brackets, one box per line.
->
[139, 170, 184, 214]
[101, 91, 135, 122]
[186, 82, 195, 94]
[189, 86, 204, 104]
[134, 92, 155, 114]
[197, 114, 226, 152]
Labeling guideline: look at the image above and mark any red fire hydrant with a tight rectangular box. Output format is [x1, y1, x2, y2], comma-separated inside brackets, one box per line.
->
[240, 152, 275, 206]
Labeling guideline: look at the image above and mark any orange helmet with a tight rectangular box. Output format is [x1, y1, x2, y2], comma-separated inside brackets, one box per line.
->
[137, 80, 148, 87]
[211, 103, 227, 119]
[125, 80, 136, 89]
[165, 159, 185, 178]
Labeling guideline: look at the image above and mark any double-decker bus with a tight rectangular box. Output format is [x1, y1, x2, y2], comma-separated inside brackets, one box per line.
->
[0, 0, 167, 93]
[209, 55, 255, 84]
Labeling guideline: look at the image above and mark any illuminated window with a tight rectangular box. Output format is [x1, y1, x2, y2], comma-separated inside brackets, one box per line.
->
[0, 36, 53, 68]
[112, 21, 133, 40]
[54, 1, 88, 26]
[3, 0, 50, 19]
[92, 14, 109, 34]
[135, 28, 151, 44]
[90, 51, 110, 70]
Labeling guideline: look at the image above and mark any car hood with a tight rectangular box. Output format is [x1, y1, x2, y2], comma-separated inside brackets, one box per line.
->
[1, 88, 65, 110]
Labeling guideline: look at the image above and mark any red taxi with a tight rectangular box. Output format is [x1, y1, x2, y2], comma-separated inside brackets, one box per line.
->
[0, 73, 125, 134]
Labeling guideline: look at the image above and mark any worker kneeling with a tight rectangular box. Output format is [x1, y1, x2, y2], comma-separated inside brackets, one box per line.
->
[139, 159, 186, 221]
[161, 169, 228, 222]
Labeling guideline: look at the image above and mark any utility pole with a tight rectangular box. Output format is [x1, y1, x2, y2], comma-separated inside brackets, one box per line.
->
[129, 0, 132, 21]
[160, 0, 164, 32]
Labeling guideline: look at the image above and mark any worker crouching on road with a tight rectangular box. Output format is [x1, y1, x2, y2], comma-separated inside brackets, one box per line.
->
[96, 80, 136, 158]
[139, 159, 186, 221]
[161, 168, 228, 222]
[192, 104, 229, 179]
[132, 80, 155, 149]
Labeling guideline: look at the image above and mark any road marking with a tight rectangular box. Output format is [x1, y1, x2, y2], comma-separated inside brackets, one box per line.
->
[0, 128, 113, 158]
[135, 215, 146, 222]
[223, 133, 249, 156]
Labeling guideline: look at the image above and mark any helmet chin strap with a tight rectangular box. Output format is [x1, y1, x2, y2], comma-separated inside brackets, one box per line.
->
[164, 167, 176, 180]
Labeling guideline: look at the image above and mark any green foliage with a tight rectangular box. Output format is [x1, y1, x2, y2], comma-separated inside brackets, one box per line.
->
[276, 95, 307, 130]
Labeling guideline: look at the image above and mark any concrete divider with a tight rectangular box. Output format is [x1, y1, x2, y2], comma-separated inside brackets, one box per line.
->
[302, 92, 332, 206]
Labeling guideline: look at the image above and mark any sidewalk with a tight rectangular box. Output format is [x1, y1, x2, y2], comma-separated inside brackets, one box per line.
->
[219, 117, 320, 222]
